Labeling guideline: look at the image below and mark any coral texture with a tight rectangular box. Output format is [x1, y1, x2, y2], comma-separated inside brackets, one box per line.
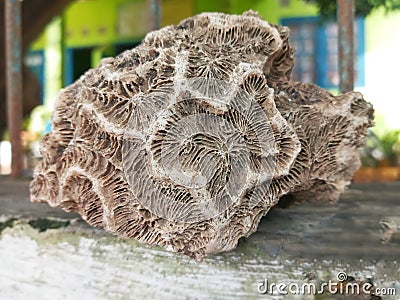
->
[31, 11, 374, 260]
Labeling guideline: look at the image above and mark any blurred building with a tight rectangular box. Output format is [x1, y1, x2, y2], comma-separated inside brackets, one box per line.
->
[25, 0, 400, 131]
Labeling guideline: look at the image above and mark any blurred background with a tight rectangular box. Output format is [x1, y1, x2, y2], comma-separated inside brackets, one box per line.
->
[1, 0, 399, 181]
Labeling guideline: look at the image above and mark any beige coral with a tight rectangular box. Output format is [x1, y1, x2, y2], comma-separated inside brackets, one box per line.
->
[30, 11, 373, 260]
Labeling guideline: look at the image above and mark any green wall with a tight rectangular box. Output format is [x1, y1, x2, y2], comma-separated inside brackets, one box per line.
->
[193, 0, 318, 23]
[251, 0, 318, 24]
[359, 8, 400, 131]
[162, 0, 194, 27]
[194, 0, 230, 14]
[31, 0, 146, 51]
[31, 0, 319, 51]
[29, 0, 321, 109]
[176, 0, 317, 21]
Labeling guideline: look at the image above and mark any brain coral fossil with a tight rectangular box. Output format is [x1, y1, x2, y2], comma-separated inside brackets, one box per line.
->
[30, 11, 374, 260]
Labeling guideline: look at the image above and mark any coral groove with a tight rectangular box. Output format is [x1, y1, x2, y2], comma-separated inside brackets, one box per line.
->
[31, 11, 373, 260]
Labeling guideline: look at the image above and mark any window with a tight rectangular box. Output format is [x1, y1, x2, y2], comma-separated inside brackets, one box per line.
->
[25, 51, 45, 103]
[64, 42, 141, 86]
[281, 17, 365, 89]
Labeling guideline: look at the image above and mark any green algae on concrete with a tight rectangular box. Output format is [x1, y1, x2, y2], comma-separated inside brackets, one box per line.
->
[0, 221, 398, 299]
[1, 178, 399, 298]
[0, 217, 16, 234]
[27, 218, 70, 232]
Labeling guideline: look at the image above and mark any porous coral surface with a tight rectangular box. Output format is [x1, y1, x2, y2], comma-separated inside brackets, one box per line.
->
[31, 11, 373, 260]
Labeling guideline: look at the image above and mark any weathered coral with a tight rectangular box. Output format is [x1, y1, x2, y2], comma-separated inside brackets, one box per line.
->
[30, 11, 374, 260]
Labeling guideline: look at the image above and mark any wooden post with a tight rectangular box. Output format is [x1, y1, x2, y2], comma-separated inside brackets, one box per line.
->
[337, 0, 355, 93]
[147, 0, 161, 31]
[5, 0, 24, 177]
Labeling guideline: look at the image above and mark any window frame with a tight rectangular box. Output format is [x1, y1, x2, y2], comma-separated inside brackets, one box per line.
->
[280, 16, 365, 89]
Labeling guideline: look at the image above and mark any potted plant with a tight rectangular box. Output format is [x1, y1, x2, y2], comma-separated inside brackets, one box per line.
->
[354, 129, 400, 182]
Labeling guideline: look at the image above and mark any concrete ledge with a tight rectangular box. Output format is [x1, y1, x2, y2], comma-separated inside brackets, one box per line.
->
[1, 176, 399, 299]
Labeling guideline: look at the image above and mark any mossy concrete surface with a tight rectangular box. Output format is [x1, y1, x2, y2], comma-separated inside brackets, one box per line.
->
[0, 176, 399, 299]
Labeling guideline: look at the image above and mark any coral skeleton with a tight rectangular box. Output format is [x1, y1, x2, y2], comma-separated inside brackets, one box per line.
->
[31, 11, 374, 260]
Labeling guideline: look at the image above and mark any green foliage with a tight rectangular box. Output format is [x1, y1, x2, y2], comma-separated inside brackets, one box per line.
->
[305, 0, 400, 19]
[380, 129, 400, 166]
[1, 130, 9, 141]
[361, 129, 400, 167]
